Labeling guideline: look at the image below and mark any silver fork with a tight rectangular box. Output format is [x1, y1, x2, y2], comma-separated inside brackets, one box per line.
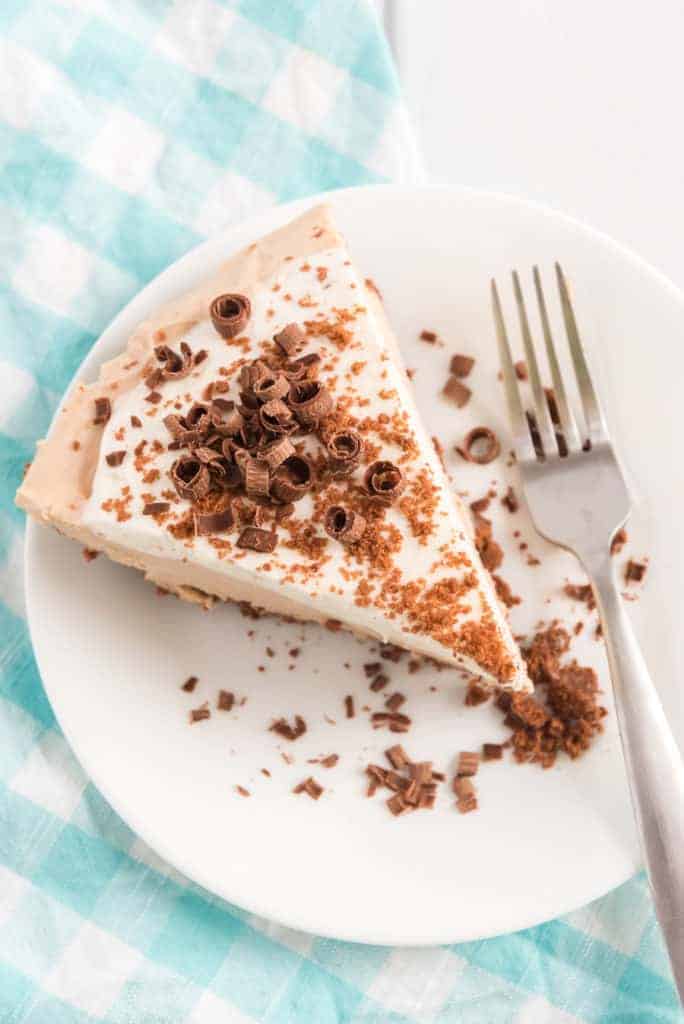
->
[492, 265, 684, 1001]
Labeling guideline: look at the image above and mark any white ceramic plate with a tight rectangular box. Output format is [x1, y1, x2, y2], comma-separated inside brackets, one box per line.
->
[25, 185, 684, 945]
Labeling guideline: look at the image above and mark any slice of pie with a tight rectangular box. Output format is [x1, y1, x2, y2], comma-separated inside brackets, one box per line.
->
[17, 205, 530, 691]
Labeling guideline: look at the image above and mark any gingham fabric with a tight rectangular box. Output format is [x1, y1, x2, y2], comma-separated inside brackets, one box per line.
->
[0, 1, 680, 1021]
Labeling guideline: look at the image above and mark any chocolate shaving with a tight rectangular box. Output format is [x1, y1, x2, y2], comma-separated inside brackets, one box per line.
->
[194, 508, 234, 536]
[370, 673, 389, 692]
[385, 745, 410, 770]
[171, 455, 211, 501]
[450, 354, 475, 378]
[210, 293, 251, 339]
[380, 643, 404, 662]
[274, 323, 305, 356]
[143, 501, 170, 516]
[237, 526, 277, 553]
[458, 427, 500, 464]
[611, 527, 628, 555]
[154, 341, 193, 381]
[501, 486, 519, 513]
[253, 373, 289, 403]
[130, 415, 142, 428]
[326, 429, 363, 475]
[181, 676, 198, 692]
[271, 455, 313, 502]
[385, 693, 406, 711]
[93, 397, 111, 425]
[364, 461, 404, 503]
[443, 377, 471, 408]
[288, 380, 332, 427]
[324, 506, 366, 544]
[454, 776, 478, 813]
[283, 353, 320, 381]
[244, 459, 270, 499]
[344, 695, 355, 718]
[105, 450, 126, 467]
[259, 437, 295, 470]
[259, 398, 296, 435]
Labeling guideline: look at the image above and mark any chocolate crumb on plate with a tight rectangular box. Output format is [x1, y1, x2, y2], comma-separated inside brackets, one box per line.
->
[483, 743, 504, 761]
[369, 673, 390, 692]
[344, 695, 355, 718]
[217, 690, 234, 711]
[442, 377, 471, 408]
[385, 692, 406, 711]
[93, 397, 111, 424]
[385, 744, 410, 769]
[270, 715, 307, 741]
[419, 329, 437, 343]
[82, 548, 99, 562]
[189, 702, 210, 723]
[501, 486, 519, 513]
[293, 776, 323, 800]
[235, 785, 250, 797]
[364, 662, 382, 678]
[625, 559, 647, 583]
[563, 582, 596, 610]
[455, 751, 479, 778]
[454, 777, 478, 813]
[105, 450, 126, 467]
[380, 643, 404, 663]
[449, 353, 475, 378]
[514, 360, 528, 380]
[182, 676, 198, 693]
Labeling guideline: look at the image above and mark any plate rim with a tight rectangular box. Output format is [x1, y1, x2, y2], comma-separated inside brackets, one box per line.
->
[24, 182, 683, 945]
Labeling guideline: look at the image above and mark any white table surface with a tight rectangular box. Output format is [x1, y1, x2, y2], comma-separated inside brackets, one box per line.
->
[383, 0, 684, 292]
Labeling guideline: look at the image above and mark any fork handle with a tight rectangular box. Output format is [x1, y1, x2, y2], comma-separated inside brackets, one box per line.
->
[591, 559, 684, 1001]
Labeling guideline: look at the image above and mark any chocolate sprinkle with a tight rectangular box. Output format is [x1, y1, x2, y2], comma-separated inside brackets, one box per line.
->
[93, 397, 111, 425]
[324, 505, 367, 544]
[326, 429, 363, 476]
[364, 460, 404, 503]
[237, 526, 277, 553]
[274, 322, 305, 356]
[105, 450, 126, 467]
[210, 293, 251, 339]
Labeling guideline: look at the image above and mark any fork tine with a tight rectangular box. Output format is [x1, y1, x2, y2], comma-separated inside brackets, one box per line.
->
[555, 263, 608, 444]
[512, 270, 558, 458]
[491, 279, 537, 463]
[533, 266, 582, 454]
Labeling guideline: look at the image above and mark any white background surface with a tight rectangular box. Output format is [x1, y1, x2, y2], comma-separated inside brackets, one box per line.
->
[381, 1, 684, 291]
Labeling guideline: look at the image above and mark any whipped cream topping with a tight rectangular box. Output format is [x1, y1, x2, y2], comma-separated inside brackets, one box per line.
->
[83, 245, 522, 684]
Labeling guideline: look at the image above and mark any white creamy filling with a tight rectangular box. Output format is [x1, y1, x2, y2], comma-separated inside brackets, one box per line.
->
[83, 246, 510, 679]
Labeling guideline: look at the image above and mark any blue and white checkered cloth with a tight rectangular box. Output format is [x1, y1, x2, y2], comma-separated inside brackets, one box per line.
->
[0, 1, 680, 1020]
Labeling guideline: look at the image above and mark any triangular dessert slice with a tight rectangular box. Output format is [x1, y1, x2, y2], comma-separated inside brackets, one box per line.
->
[17, 205, 530, 691]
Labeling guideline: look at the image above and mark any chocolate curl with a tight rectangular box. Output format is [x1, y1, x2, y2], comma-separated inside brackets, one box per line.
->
[324, 506, 367, 544]
[209, 399, 244, 437]
[194, 507, 234, 536]
[163, 413, 188, 441]
[271, 455, 313, 502]
[193, 446, 224, 465]
[93, 397, 111, 425]
[288, 380, 332, 427]
[282, 353, 321, 381]
[259, 398, 297, 435]
[364, 461, 404, 503]
[210, 293, 251, 339]
[458, 427, 500, 465]
[326, 429, 362, 476]
[259, 437, 295, 470]
[245, 459, 270, 499]
[237, 526, 278, 553]
[215, 458, 242, 489]
[239, 361, 269, 393]
[273, 323, 305, 356]
[253, 373, 289, 403]
[155, 341, 193, 381]
[171, 455, 211, 501]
